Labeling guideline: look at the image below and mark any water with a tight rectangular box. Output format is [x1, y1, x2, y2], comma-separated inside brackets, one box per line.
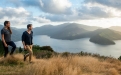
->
[15, 35, 121, 58]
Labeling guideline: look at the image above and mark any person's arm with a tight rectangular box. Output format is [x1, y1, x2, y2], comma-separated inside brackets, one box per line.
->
[8, 27, 12, 34]
[1, 30, 8, 47]
[22, 41, 26, 49]
[22, 32, 26, 49]
[1, 34, 8, 47]
[31, 31, 33, 45]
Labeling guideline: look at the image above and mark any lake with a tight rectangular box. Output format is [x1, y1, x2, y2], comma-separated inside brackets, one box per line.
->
[15, 35, 121, 58]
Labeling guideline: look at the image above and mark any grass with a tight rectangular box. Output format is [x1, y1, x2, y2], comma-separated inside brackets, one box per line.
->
[0, 53, 121, 75]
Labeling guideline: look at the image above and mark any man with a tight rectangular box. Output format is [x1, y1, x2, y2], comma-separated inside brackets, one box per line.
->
[1, 21, 16, 57]
[22, 24, 33, 63]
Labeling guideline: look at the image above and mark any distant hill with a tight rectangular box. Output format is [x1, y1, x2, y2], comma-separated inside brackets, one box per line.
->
[11, 28, 25, 41]
[33, 23, 101, 40]
[61, 23, 101, 31]
[89, 29, 121, 45]
[0, 23, 121, 45]
[90, 34, 115, 45]
[50, 24, 89, 40]
[90, 29, 121, 40]
[0, 23, 102, 41]
[109, 26, 121, 32]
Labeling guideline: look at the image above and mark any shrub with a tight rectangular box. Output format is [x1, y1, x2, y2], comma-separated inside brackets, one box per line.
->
[32, 45, 55, 58]
[118, 56, 121, 61]
[40, 46, 54, 52]
[61, 52, 71, 57]
[19, 47, 23, 53]
[0, 40, 4, 56]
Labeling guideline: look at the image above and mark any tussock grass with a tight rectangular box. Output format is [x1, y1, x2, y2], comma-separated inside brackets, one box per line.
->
[0, 54, 24, 66]
[0, 54, 121, 75]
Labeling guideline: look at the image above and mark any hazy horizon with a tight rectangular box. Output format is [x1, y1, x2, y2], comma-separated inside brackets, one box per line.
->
[0, 22, 121, 29]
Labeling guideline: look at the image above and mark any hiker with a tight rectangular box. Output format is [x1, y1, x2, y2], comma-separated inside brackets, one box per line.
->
[22, 24, 33, 63]
[1, 21, 16, 57]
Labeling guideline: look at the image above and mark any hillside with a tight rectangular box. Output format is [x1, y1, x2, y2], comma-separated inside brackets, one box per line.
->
[33, 24, 121, 42]
[61, 23, 101, 31]
[90, 29, 121, 40]
[89, 29, 121, 45]
[0, 43, 121, 75]
[0, 53, 121, 75]
[33, 23, 101, 40]
[90, 34, 115, 45]
[50, 24, 89, 40]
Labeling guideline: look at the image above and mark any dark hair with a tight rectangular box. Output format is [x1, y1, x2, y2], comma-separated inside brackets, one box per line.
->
[27, 24, 32, 29]
[4, 21, 10, 26]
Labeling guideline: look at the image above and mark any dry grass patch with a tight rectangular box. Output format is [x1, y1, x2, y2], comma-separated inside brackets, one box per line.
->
[0, 54, 121, 75]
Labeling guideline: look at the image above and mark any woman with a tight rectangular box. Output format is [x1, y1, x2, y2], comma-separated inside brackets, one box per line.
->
[1, 21, 16, 57]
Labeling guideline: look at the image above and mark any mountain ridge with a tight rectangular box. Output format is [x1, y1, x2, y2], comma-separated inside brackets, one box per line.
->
[0, 23, 121, 45]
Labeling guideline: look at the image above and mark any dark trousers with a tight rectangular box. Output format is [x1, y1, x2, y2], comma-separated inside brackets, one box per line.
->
[2, 41, 16, 57]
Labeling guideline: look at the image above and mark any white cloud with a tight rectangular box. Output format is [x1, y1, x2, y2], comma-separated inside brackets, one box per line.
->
[45, 5, 113, 22]
[0, 7, 31, 25]
[7, 0, 72, 14]
[0, 7, 30, 18]
[76, 18, 121, 28]
[84, 2, 121, 18]
[39, 0, 72, 14]
[0, 7, 52, 26]
[2, 0, 121, 27]
[33, 17, 51, 23]
[84, 0, 121, 10]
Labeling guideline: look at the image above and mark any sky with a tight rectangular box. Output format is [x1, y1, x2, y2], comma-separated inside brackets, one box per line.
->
[0, 0, 121, 28]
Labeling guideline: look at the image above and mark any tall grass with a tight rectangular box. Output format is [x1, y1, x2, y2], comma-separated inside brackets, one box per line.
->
[0, 54, 121, 75]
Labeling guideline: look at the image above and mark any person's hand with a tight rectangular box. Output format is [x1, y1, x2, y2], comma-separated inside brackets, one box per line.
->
[8, 27, 12, 34]
[24, 46, 26, 49]
[4, 44, 8, 47]
[8, 27, 11, 30]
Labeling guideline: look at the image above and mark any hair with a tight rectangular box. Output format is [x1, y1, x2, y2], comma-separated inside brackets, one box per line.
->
[27, 24, 32, 29]
[4, 21, 10, 26]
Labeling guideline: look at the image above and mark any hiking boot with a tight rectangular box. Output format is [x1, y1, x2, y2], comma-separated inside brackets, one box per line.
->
[24, 55, 27, 61]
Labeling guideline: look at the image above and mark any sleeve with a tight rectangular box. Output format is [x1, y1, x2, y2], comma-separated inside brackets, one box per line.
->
[1, 29, 4, 34]
[22, 32, 25, 42]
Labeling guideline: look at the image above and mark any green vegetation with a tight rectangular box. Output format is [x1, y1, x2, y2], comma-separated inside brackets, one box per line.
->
[0, 44, 121, 75]
[32, 45, 55, 58]
[0, 40, 4, 56]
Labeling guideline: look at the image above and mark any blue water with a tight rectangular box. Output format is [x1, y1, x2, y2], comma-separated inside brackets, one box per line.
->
[15, 35, 121, 58]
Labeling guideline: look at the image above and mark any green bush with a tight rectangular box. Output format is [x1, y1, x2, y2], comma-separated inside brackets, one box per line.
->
[33, 45, 41, 50]
[19, 47, 23, 53]
[118, 56, 121, 61]
[40, 46, 54, 52]
[32, 45, 55, 58]
[0, 40, 4, 56]
[61, 52, 71, 57]
[34, 50, 54, 59]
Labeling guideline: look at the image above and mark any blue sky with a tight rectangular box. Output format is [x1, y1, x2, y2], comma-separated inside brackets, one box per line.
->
[0, 0, 121, 28]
